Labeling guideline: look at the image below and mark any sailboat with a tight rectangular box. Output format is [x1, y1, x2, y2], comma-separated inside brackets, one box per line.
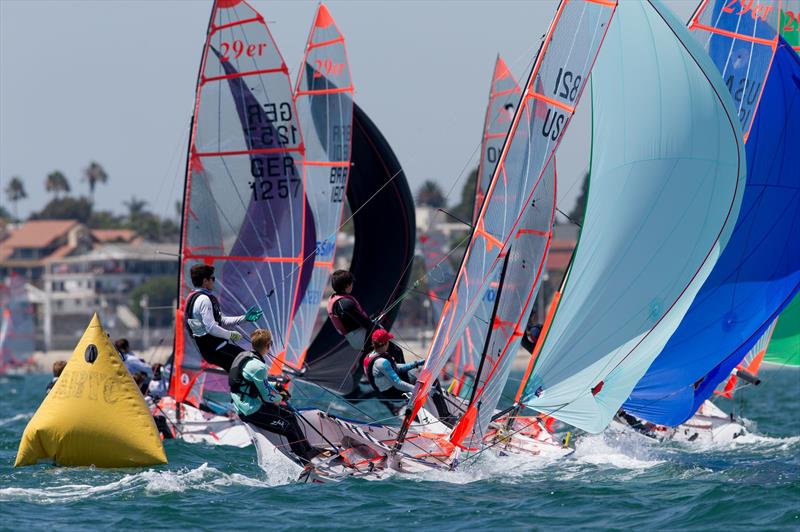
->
[513, 0, 746, 435]
[286, 0, 616, 482]
[0, 274, 36, 375]
[621, 0, 800, 437]
[276, 3, 354, 376]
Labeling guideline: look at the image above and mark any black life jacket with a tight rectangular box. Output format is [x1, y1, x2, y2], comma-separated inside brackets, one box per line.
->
[228, 351, 264, 401]
[363, 351, 399, 393]
[184, 290, 222, 336]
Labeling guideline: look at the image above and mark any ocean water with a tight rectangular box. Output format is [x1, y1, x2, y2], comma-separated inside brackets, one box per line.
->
[1, 369, 798, 530]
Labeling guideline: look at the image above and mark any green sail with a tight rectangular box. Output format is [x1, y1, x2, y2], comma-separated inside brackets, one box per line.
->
[765, 294, 800, 367]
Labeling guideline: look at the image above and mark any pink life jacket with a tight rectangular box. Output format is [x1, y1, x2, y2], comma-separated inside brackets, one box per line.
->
[326, 293, 368, 336]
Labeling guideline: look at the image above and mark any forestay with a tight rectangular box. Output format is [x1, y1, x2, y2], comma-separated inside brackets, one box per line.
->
[282, 4, 354, 373]
[520, 0, 746, 433]
[624, 7, 800, 425]
[172, 0, 308, 403]
[403, 0, 617, 433]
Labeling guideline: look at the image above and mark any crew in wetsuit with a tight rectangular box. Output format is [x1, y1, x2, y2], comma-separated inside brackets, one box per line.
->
[520, 310, 543, 354]
[230, 329, 320, 465]
[184, 264, 263, 372]
[45, 360, 66, 395]
[363, 330, 424, 415]
[327, 270, 379, 353]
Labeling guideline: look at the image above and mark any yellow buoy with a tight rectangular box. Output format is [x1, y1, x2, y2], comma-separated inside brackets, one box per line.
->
[15, 314, 167, 467]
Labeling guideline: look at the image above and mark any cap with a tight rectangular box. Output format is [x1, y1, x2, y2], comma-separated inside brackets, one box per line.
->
[371, 329, 394, 345]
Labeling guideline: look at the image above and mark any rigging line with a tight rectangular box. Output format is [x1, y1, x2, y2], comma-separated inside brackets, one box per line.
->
[374, 230, 473, 323]
[278, 167, 404, 285]
[555, 207, 583, 228]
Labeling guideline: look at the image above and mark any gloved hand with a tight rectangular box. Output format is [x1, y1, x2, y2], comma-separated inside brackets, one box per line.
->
[245, 305, 264, 322]
[413, 360, 425, 368]
[230, 331, 242, 342]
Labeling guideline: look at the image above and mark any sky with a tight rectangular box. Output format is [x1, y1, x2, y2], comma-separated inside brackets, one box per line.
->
[0, 0, 696, 221]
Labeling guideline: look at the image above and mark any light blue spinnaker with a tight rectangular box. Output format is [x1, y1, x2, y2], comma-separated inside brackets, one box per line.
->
[519, 0, 746, 433]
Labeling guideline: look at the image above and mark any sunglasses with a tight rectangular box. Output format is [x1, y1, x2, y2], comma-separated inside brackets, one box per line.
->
[209, 276, 216, 281]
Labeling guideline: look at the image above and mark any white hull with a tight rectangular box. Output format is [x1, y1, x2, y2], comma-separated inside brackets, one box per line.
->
[662, 401, 748, 444]
[610, 401, 748, 445]
[153, 397, 251, 448]
[246, 407, 454, 483]
[485, 416, 573, 460]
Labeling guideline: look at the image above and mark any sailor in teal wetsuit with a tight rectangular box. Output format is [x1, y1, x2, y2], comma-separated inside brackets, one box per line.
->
[229, 329, 319, 465]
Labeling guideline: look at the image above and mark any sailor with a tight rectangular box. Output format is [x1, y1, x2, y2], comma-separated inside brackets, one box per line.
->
[230, 329, 320, 465]
[114, 338, 152, 392]
[184, 264, 263, 372]
[362, 330, 423, 415]
[45, 360, 67, 395]
[520, 310, 543, 354]
[147, 363, 169, 400]
[327, 270, 379, 352]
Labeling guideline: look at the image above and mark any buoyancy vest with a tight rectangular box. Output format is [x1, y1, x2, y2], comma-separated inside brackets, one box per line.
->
[184, 289, 222, 336]
[326, 293, 368, 335]
[363, 351, 399, 392]
[228, 351, 264, 401]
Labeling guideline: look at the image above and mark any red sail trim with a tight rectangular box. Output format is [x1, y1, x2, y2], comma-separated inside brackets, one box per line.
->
[690, 22, 777, 46]
[492, 87, 520, 98]
[202, 66, 289, 84]
[295, 86, 354, 96]
[303, 160, 350, 167]
[308, 36, 345, 50]
[211, 15, 261, 32]
[185, 254, 303, 263]
[517, 229, 550, 237]
[529, 91, 576, 113]
[586, 0, 617, 6]
[195, 147, 303, 157]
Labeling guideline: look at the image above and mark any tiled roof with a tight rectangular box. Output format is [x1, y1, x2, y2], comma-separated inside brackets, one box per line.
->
[0, 220, 78, 248]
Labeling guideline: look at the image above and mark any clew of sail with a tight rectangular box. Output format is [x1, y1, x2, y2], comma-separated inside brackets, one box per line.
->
[765, 293, 800, 366]
[281, 3, 354, 374]
[171, 0, 307, 403]
[519, 0, 746, 434]
[715, 319, 776, 399]
[402, 0, 617, 437]
[623, 5, 800, 426]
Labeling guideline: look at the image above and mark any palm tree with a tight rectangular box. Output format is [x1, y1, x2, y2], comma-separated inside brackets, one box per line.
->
[45, 171, 70, 199]
[124, 197, 148, 219]
[83, 161, 108, 203]
[4, 176, 27, 221]
[415, 180, 447, 208]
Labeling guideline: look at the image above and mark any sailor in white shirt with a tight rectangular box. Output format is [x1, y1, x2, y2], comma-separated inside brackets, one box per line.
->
[184, 264, 263, 372]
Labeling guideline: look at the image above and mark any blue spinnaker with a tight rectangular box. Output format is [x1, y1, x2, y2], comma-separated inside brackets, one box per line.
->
[624, 36, 800, 426]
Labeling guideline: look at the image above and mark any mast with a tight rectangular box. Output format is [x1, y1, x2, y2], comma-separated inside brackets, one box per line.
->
[280, 3, 355, 374]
